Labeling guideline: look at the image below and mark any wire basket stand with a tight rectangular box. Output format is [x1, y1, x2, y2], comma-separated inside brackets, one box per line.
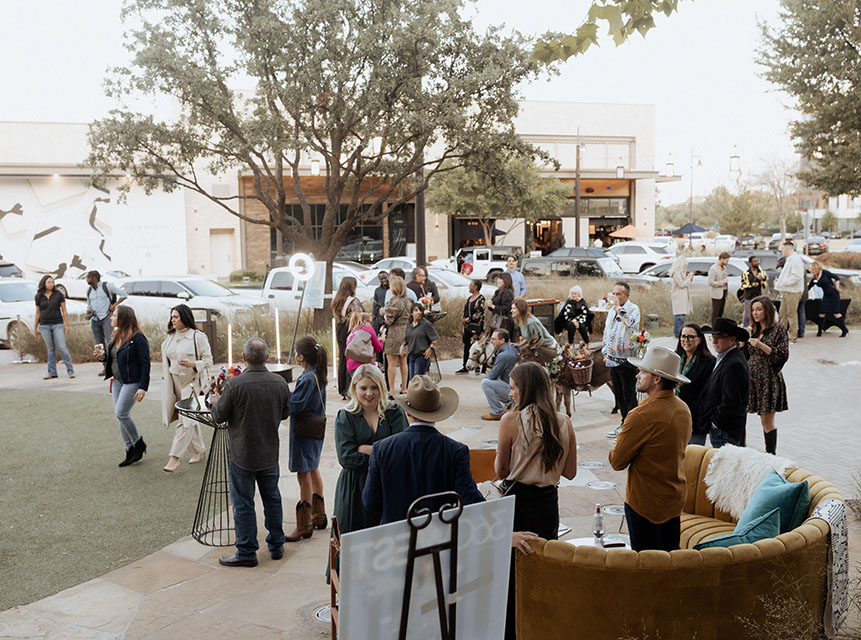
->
[175, 397, 235, 547]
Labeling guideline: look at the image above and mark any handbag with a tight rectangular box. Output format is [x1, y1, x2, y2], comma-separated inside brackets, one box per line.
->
[345, 329, 375, 363]
[293, 373, 327, 440]
[489, 314, 504, 330]
[476, 413, 544, 500]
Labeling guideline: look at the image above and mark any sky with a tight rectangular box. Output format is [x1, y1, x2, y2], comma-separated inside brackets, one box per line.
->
[0, 0, 799, 205]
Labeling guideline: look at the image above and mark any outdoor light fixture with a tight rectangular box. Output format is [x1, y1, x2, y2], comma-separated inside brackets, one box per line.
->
[616, 165, 625, 179]
[311, 159, 321, 176]
[664, 154, 675, 177]
[729, 146, 741, 177]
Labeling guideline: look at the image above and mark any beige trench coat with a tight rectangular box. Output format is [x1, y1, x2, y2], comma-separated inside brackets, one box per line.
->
[161, 329, 214, 427]
[670, 270, 693, 315]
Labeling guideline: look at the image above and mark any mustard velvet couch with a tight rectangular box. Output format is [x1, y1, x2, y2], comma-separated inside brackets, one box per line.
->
[515, 445, 843, 640]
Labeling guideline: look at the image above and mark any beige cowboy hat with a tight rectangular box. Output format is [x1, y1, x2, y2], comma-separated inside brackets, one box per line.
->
[627, 346, 690, 384]
[393, 375, 459, 422]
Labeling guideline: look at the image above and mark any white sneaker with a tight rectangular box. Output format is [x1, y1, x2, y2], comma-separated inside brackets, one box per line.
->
[606, 425, 622, 438]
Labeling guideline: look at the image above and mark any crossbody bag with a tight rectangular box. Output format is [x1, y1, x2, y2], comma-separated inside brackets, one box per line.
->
[293, 372, 327, 440]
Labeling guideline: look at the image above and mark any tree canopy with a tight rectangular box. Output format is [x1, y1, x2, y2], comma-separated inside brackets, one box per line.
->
[426, 155, 571, 246]
[532, 0, 683, 63]
[759, 0, 861, 197]
[88, 0, 548, 275]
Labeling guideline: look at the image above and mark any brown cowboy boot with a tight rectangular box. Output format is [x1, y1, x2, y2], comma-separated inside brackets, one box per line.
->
[286, 500, 313, 542]
[311, 493, 328, 530]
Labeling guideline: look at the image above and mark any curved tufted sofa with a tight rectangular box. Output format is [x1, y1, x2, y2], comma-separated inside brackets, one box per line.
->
[515, 445, 843, 640]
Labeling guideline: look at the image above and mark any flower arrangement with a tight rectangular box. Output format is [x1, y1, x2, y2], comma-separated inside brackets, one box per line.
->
[635, 329, 651, 357]
[420, 295, 434, 312]
[205, 364, 242, 407]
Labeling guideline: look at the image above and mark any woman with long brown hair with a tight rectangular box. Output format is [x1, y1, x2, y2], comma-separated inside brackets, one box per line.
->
[746, 295, 789, 454]
[287, 336, 329, 541]
[95, 305, 150, 467]
[34, 274, 75, 379]
[495, 361, 577, 640]
[332, 277, 364, 399]
[383, 276, 411, 394]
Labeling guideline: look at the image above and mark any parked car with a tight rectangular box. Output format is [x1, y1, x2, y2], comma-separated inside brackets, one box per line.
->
[605, 241, 674, 274]
[740, 234, 760, 250]
[55, 269, 131, 300]
[521, 255, 655, 288]
[117, 276, 269, 323]
[363, 268, 496, 300]
[803, 236, 829, 256]
[714, 235, 739, 252]
[262, 264, 375, 311]
[685, 232, 710, 251]
[646, 236, 678, 256]
[371, 256, 417, 275]
[434, 246, 521, 282]
[638, 257, 748, 299]
[545, 246, 617, 260]
[0, 278, 88, 348]
[797, 255, 861, 288]
[842, 244, 861, 254]
[731, 250, 782, 271]
[768, 233, 794, 251]
[0, 261, 23, 278]
[336, 236, 383, 263]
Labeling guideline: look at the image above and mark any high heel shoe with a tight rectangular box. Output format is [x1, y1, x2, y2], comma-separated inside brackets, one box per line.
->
[189, 450, 205, 464]
[163, 456, 180, 473]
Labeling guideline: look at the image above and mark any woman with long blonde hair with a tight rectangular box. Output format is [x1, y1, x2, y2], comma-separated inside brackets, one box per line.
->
[808, 261, 848, 337]
[332, 277, 364, 399]
[669, 255, 693, 338]
[383, 276, 411, 394]
[333, 364, 408, 534]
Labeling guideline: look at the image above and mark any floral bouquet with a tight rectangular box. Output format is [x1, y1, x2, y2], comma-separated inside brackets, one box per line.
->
[634, 329, 650, 358]
[205, 364, 242, 407]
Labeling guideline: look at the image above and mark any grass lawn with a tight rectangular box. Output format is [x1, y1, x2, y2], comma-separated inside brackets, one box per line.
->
[0, 389, 205, 611]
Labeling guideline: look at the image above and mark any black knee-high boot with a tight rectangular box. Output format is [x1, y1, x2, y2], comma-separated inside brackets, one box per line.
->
[836, 317, 849, 337]
[816, 317, 824, 336]
[764, 430, 777, 455]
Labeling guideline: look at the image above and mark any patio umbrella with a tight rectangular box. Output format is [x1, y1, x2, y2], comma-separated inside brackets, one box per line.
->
[609, 224, 648, 239]
[672, 222, 706, 236]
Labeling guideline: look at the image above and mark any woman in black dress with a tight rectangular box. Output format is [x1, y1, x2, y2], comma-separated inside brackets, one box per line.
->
[746, 296, 789, 454]
[809, 261, 848, 336]
[674, 323, 715, 446]
[456, 279, 485, 374]
[487, 271, 514, 334]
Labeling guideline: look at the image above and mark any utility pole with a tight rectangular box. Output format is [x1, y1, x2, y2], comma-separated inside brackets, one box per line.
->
[574, 128, 582, 247]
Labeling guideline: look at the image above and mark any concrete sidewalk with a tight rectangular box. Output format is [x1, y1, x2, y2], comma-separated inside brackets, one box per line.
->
[0, 335, 858, 638]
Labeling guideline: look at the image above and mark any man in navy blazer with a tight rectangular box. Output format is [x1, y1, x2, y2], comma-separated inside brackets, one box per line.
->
[363, 375, 484, 524]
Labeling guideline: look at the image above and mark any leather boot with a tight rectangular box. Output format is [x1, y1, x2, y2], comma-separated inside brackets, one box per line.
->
[118, 446, 135, 468]
[764, 430, 777, 455]
[127, 437, 147, 465]
[311, 493, 328, 530]
[837, 317, 849, 337]
[286, 501, 313, 542]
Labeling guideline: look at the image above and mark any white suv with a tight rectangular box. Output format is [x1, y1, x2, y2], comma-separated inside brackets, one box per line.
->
[606, 241, 675, 274]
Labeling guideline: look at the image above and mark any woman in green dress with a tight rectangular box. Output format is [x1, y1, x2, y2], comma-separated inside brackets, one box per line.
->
[333, 363, 408, 533]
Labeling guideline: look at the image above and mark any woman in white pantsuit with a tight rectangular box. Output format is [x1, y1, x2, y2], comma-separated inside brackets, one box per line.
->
[160, 304, 213, 473]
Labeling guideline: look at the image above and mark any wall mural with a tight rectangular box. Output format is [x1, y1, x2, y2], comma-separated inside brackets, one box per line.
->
[0, 177, 187, 279]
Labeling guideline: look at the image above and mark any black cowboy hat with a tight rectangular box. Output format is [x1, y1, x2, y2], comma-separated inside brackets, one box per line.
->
[701, 317, 750, 342]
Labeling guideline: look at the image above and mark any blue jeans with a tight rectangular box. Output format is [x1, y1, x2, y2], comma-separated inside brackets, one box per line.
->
[710, 427, 745, 448]
[408, 353, 429, 381]
[797, 300, 806, 337]
[39, 323, 74, 376]
[673, 314, 686, 338]
[481, 377, 511, 415]
[112, 379, 141, 450]
[228, 462, 285, 560]
[91, 315, 113, 349]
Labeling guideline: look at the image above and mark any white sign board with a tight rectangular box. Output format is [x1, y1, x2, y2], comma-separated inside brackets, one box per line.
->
[303, 260, 328, 310]
[339, 497, 515, 640]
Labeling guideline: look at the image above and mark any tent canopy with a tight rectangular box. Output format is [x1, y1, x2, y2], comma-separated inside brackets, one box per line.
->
[609, 224, 647, 239]
[672, 223, 706, 235]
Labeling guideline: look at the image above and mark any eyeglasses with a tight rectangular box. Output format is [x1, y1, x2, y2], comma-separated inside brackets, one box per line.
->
[680, 335, 699, 341]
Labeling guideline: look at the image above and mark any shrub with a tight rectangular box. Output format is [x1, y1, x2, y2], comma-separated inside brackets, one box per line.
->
[228, 269, 265, 284]
[820, 252, 861, 270]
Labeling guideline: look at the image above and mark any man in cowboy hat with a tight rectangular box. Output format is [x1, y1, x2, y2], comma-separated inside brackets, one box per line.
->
[609, 346, 692, 552]
[700, 317, 751, 448]
[363, 375, 484, 524]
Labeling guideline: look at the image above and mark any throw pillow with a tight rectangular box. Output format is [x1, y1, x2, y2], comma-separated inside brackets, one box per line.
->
[734, 469, 811, 535]
[694, 508, 780, 550]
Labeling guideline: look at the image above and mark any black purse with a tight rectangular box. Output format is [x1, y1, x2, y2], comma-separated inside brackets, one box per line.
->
[293, 373, 327, 440]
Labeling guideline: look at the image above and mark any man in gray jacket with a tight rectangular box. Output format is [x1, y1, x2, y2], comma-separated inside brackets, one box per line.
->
[210, 338, 291, 567]
[707, 253, 729, 326]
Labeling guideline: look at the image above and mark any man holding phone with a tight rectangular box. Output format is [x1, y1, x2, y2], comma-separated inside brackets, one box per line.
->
[601, 281, 641, 437]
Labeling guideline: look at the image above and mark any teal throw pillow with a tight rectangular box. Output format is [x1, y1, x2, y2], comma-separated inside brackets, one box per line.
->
[694, 508, 780, 550]
[735, 470, 811, 535]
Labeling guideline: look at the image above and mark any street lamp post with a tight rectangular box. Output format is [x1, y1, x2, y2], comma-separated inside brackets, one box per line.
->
[689, 149, 703, 248]
[574, 128, 582, 247]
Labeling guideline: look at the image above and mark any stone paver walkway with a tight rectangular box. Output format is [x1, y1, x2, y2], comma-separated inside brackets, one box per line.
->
[0, 332, 858, 638]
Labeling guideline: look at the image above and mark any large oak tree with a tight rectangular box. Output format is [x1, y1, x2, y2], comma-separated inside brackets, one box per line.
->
[87, 0, 549, 322]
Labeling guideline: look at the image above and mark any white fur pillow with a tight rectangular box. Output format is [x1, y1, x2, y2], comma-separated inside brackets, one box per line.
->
[703, 446, 794, 520]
